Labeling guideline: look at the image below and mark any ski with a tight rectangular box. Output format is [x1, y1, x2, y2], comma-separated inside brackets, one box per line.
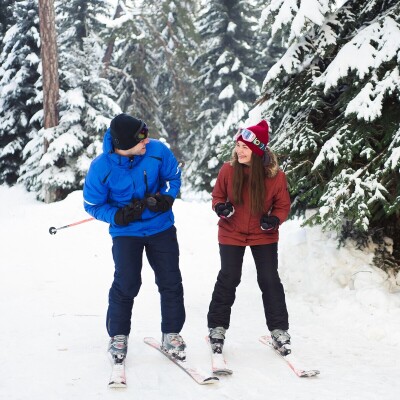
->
[144, 337, 219, 385]
[259, 335, 320, 378]
[108, 358, 127, 388]
[205, 336, 233, 375]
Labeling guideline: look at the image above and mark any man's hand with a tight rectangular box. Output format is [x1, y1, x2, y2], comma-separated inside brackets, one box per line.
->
[260, 215, 280, 231]
[215, 202, 235, 218]
[114, 199, 146, 226]
[145, 194, 174, 213]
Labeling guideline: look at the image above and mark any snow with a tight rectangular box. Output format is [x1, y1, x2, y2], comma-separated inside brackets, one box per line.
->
[262, 0, 299, 39]
[218, 84, 234, 100]
[227, 22, 237, 33]
[107, 14, 134, 29]
[261, 0, 332, 41]
[345, 68, 400, 121]
[263, 37, 313, 83]
[216, 51, 230, 66]
[1, 184, 400, 399]
[315, 17, 400, 93]
[207, 156, 220, 169]
[385, 127, 400, 170]
[218, 66, 230, 76]
[65, 88, 86, 109]
[231, 57, 240, 72]
[208, 100, 249, 144]
[312, 133, 343, 169]
[290, 0, 328, 38]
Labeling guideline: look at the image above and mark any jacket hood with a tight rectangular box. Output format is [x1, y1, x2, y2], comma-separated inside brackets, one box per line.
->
[264, 148, 280, 178]
[103, 128, 114, 153]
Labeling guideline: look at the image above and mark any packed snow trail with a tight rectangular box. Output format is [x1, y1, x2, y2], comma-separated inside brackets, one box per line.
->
[0, 186, 399, 400]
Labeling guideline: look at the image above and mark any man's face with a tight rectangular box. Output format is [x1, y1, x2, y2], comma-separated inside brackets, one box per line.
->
[115, 138, 150, 157]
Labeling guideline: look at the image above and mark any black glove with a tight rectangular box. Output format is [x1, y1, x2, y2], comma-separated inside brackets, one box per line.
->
[215, 202, 235, 218]
[145, 194, 174, 213]
[260, 215, 280, 231]
[114, 199, 146, 226]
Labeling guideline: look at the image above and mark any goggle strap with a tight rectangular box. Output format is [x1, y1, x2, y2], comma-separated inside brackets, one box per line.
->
[235, 128, 267, 152]
[134, 120, 145, 137]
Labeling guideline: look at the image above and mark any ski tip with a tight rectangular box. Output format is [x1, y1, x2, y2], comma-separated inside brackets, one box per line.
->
[259, 335, 271, 344]
[299, 370, 320, 377]
[143, 336, 158, 346]
[202, 376, 220, 384]
[213, 369, 233, 376]
[108, 381, 127, 388]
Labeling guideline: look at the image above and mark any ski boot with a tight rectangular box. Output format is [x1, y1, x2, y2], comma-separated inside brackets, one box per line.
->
[108, 334, 128, 364]
[161, 333, 186, 361]
[209, 327, 226, 354]
[271, 329, 291, 356]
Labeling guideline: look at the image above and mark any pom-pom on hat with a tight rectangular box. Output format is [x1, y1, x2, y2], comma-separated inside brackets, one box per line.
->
[236, 120, 269, 157]
[110, 113, 146, 150]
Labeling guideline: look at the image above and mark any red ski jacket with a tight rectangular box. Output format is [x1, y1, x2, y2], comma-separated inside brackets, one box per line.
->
[212, 160, 291, 246]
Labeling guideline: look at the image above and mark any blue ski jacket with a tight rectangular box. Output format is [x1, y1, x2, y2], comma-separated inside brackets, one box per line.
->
[83, 129, 181, 237]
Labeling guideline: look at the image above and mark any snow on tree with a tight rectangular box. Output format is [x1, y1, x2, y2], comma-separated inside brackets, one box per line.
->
[0, 0, 14, 52]
[184, 0, 272, 193]
[104, 1, 163, 134]
[144, 0, 199, 161]
[18, 0, 121, 202]
[257, 0, 400, 270]
[0, 0, 42, 185]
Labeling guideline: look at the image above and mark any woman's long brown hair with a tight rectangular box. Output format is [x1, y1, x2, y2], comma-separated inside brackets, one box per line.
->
[231, 151, 266, 215]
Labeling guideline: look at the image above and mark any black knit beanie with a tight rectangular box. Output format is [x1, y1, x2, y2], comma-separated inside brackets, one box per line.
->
[110, 113, 145, 150]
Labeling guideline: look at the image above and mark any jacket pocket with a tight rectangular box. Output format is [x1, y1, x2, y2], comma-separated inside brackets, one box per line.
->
[218, 218, 237, 233]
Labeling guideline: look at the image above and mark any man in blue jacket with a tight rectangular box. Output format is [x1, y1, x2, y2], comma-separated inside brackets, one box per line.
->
[83, 113, 186, 363]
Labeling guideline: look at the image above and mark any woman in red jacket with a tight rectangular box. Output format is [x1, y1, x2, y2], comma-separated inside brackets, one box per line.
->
[207, 120, 292, 356]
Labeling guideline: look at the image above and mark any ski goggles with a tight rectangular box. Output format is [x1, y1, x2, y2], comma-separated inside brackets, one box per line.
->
[234, 128, 267, 151]
[135, 121, 149, 141]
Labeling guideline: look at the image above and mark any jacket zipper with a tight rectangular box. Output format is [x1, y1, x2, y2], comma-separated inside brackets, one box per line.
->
[144, 170, 149, 195]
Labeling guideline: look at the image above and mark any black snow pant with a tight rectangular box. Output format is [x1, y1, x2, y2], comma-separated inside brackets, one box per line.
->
[207, 243, 289, 332]
[107, 226, 185, 337]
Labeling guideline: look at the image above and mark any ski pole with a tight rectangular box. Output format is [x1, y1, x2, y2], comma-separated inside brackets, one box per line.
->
[49, 217, 95, 235]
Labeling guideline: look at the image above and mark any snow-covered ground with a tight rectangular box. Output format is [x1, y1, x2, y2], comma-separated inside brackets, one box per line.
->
[1, 185, 399, 400]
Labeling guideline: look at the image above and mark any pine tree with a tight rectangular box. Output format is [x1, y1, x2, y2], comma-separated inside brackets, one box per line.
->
[106, 1, 162, 133]
[0, 0, 42, 185]
[258, 0, 400, 270]
[185, 0, 269, 193]
[18, 0, 121, 201]
[0, 0, 14, 51]
[145, 0, 199, 160]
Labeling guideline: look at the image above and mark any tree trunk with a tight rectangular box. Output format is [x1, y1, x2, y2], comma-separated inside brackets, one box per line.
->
[38, 0, 60, 203]
[38, 0, 59, 133]
[102, 1, 124, 73]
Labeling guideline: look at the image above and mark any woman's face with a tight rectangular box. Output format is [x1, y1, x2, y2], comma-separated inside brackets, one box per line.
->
[235, 141, 253, 166]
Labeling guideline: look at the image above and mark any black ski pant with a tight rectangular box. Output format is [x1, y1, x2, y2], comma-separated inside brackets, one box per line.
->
[207, 243, 289, 332]
[107, 226, 185, 337]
